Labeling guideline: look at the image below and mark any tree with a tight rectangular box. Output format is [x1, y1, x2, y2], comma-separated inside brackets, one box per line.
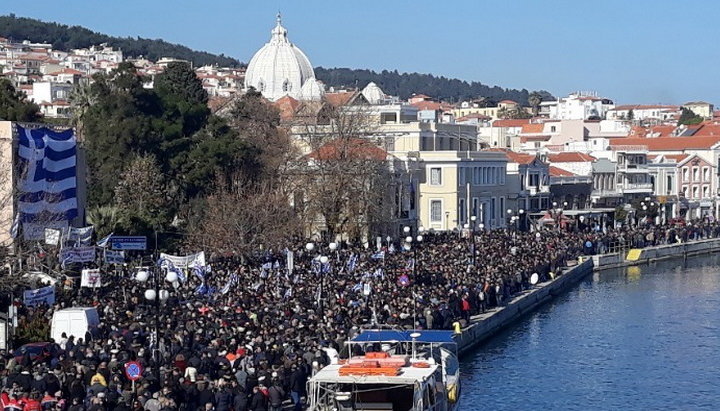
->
[114, 154, 173, 235]
[528, 92, 543, 116]
[290, 105, 396, 241]
[86, 205, 120, 238]
[82, 62, 161, 207]
[69, 82, 96, 141]
[678, 107, 703, 126]
[0, 78, 40, 122]
[627, 109, 634, 121]
[183, 181, 300, 259]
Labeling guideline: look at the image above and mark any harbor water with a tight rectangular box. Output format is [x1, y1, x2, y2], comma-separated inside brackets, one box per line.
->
[460, 254, 720, 410]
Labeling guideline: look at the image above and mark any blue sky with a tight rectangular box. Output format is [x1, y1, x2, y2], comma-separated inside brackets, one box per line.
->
[3, 1, 719, 104]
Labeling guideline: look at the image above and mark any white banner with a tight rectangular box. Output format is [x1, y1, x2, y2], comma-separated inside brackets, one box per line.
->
[159, 251, 205, 269]
[60, 246, 96, 263]
[22, 221, 68, 241]
[81, 269, 102, 288]
[66, 226, 94, 245]
[44, 228, 61, 246]
[23, 286, 56, 306]
[104, 250, 125, 264]
[286, 251, 294, 274]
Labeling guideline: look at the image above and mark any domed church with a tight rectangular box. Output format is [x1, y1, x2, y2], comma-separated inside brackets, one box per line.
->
[244, 14, 322, 101]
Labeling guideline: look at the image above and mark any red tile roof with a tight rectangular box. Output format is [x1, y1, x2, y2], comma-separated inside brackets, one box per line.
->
[521, 123, 544, 133]
[549, 166, 575, 177]
[324, 91, 358, 107]
[547, 152, 596, 163]
[273, 95, 301, 121]
[492, 119, 531, 128]
[307, 138, 388, 161]
[499, 99, 517, 104]
[485, 148, 538, 165]
[613, 104, 679, 111]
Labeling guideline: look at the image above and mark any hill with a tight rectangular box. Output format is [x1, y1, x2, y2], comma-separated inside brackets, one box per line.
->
[0, 14, 241, 67]
[0, 15, 553, 104]
[315, 67, 553, 104]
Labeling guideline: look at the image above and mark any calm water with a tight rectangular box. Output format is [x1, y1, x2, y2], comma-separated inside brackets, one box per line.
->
[460, 254, 720, 410]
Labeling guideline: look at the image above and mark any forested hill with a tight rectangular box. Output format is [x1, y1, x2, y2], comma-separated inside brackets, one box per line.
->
[1, 15, 553, 104]
[315, 67, 554, 104]
[0, 15, 242, 67]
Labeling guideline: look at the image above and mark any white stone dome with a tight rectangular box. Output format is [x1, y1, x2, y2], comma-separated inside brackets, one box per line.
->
[244, 14, 315, 101]
[300, 78, 325, 101]
[361, 82, 386, 104]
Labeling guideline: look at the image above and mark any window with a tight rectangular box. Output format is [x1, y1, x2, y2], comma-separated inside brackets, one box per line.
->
[430, 200, 442, 222]
[459, 199, 466, 224]
[282, 79, 291, 92]
[693, 186, 699, 199]
[473, 167, 480, 185]
[550, 126, 556, 132]
[258, 80, 265, 92]
[693, 167, 699, 182]
[703, 167, 710, 182]
[430, 168, 442, 185]
[682, 167, 689, 182]
[703, 186, 709, 198]
[472, 198, 479, 218]
[667, 175, 673, 193]
[459, 168, 466, 186]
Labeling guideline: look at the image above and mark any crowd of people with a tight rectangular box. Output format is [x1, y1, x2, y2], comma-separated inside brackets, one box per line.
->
[3, 218, 720, 410]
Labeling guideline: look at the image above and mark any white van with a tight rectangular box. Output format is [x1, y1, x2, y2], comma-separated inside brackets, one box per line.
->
[51, 307, 100, 343]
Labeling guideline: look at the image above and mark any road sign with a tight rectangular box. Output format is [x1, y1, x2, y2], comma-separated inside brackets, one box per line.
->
[124, 361, 143, 381]
[111, 236, 147, 250]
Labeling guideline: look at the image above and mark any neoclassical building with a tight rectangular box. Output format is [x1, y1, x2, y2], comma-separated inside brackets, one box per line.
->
[244, 14, 323, 101]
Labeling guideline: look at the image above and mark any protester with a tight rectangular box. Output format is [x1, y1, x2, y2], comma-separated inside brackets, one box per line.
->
[5, 218, 719, 410]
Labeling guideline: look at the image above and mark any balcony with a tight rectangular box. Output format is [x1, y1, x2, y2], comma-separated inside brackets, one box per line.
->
[621, 182, 654, 193]
[528, 185, 550, 196]
[592, 189, 622, 198]
[618, 164, 649, 173]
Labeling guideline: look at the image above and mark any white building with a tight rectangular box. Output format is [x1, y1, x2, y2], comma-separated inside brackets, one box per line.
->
[244, 14, 319, 101]
[544, 92, 614, 120]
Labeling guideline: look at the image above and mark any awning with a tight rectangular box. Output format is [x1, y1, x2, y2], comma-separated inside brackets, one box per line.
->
[350, 330, 456, 344]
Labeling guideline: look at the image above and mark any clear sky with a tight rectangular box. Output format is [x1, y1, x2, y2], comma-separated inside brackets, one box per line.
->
[3, 1, 719, 104]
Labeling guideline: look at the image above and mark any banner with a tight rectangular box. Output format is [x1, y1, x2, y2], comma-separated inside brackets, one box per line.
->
[44, 228, 61, 246]
[159, 251, 205, 269]
[60, 246, 96, 263]
[22, 221, 68, 241]
[287, 251, 294, 274]
[81, 269, 102, 288]
[104, 250, 125, 264]
[23, 286, 56, 306]
[66, 226, 93, 245]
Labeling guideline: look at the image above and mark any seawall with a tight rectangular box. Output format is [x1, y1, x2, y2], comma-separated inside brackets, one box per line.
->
[591, 238, 720, 270]
[455, 237, 720, 357]
[455, 258, 594, 356]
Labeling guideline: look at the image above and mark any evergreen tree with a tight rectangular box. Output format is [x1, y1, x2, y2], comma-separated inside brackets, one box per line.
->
[678, 107, 703, 126]
[0, 78, 41, 122]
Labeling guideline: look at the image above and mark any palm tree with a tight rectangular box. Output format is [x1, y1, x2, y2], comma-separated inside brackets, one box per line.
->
[528, 92, 543, 117]
[86, 205, 120, 238]
[69, 83, 96, 142]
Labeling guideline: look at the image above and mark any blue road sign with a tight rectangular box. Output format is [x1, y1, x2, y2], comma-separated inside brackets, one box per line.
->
[111, 236, 147, 250]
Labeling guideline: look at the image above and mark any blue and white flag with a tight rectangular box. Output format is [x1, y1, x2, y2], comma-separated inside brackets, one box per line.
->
[405, 258, 415, 271]
[195, 283, 216, 296]
[97, 232, 113, 248]
[371, 250, 385, 260]
[23, 286, 55, 306]
[352, 282, 363, 293]
[193, 265, 209, 280]
[9, 213, 19, 239]
[373, 268, 384, 279]
[16, 125, 78, 223]
[347, 254, 358, 272]
[158, 258, 186, 282]
[220, 273, 239, 294]
[66, 226, 93, 246]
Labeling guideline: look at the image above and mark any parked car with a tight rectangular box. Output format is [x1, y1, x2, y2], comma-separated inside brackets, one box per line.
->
[13, 342, 59, 365]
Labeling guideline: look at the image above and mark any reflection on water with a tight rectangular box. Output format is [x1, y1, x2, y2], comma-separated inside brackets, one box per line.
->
[460, 254, 720, 410]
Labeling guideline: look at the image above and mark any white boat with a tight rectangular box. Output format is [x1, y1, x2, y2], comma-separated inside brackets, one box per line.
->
[307, 330, 461, 411]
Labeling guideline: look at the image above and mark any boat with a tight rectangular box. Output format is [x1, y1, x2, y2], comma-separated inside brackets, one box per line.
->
[307, 330, 461, 410]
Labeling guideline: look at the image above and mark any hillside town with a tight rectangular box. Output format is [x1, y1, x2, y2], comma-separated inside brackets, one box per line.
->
[2, 17, 718, 236]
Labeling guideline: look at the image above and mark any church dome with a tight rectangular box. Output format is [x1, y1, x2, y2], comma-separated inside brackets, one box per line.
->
[300, 78, 325, 101]
[361, 82, 386, 104]
[244, 14, 315, 101]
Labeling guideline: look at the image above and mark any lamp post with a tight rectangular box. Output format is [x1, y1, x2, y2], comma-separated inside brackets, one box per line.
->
[404, 228, 424, 329]
[507, 208, 513, 230]
[470, 215, 477, 265]
[518, 209, 525, 232]
[135, 263, 172, 385]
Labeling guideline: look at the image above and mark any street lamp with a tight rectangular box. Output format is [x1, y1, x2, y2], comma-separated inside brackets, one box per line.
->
[404, 232, 424, 329]
[518, 209, 525, 231]
[135, 264, 170, 384]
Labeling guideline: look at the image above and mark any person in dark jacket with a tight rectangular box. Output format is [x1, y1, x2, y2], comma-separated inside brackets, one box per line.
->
[267, 380, 285, 411]
[215, 385, 234, 411]
[249, 386, 267, 411]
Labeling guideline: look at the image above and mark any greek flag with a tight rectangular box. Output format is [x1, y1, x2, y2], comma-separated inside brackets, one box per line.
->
[373, 268, 384, 278]
[9, 213, 19, 239]
[347, 254, 358, 272]
[195, 283, 216, 296]
[371, 251, 385, 260]
[193, 264, 209, 280]
[352, 282, 363, 292]
[97, 232, 113, 248]
[158, 258, 186, 282]
[220, 273, 239, 294]
[16, 125, 78, 223]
